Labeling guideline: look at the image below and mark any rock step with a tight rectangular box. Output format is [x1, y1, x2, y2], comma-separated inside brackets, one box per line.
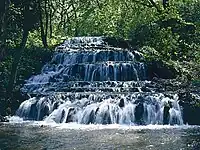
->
[24, 81, 151, 87]
[22, 81, 157, 94]
[50, 49, 142, 65]
[45, 61, 144, 69]
[48, 87, 151, 93]
[56, 46, 127, 52]
[26, 91, 166, 98]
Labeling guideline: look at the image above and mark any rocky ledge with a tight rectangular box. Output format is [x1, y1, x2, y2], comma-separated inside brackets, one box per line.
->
[150, 77, 200, 125]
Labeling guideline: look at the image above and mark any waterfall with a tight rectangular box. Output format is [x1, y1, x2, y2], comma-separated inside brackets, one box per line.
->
[16, 37, 183, 125]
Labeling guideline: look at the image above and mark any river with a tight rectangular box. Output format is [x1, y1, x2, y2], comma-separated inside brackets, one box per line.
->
[0, 122, 200, 150]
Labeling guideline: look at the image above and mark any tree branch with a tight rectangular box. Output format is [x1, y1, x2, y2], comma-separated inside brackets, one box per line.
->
[131, 0, 154, 8]
[148, 0, 162, 13]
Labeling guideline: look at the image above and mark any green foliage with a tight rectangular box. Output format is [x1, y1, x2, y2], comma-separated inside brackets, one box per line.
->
[140, 46, 161, 61]
[128, 1, 200, 80]
[0, 47, 53, 115]
[0, 56, 12, 93]
[0, 47, 53, 90]
[130, 23, 180, 60]
[1, 0, 200, 115]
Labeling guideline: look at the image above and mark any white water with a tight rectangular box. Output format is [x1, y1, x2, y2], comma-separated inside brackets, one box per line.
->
[16, 37, 183, 126]
[7, 116, 193, 131]
[16, 93, 183, 125]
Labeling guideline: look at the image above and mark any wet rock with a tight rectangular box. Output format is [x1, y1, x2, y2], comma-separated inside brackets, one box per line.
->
[163, 103, 170, 125]
[103, 37, 131, 49]
[134, 102, 144, 125]
[141, 86, 151, 92]
[0, 115, 8, 122]
[147, 61, 177, 80]
[95, 107, 99, 114]
[179, 92, 200, 125]
[49, 76, 57, 82]
[102, 112, 111, 125]
[66, 108, 76, 123]
[39, 105, 50, 121]
[53, 102, 59, 110]
[119, 99, 125, 108]
[63, 75, 69, 82]
[86, 110, 95, 124]
[60, 110, 66, 123]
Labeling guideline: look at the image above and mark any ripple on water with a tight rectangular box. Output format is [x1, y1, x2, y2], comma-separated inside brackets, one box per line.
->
[1, 122, 200, 150]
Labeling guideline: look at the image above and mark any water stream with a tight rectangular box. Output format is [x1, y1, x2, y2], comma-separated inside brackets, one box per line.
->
[14, 37, 183, 125]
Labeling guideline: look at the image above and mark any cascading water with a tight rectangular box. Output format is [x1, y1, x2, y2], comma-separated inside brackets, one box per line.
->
[16, 37, 183, 125]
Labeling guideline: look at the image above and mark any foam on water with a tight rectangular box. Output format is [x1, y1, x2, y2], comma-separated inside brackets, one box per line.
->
[6, 117, 198, 131]
[8, 116, 26, 123]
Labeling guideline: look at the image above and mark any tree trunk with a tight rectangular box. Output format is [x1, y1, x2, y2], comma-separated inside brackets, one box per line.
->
[44, 0, 49, 41]
[49, 1, 53, 38]
[7, 29, 29, 97]
[0, 0, 9, 62]
[39, 0, 48, 48]
[148, 0, 161, 13]
[72, 2, 78, 36]
[163, 0, 169, 9]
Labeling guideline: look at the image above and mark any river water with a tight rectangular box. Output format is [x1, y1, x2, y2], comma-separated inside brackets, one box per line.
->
[0, 122, 200, 150]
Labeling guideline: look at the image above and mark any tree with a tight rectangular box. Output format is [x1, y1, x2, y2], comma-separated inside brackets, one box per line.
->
[7, 0, 40, 96]
[0, 0, 10, 62]
[38, 0, 48, 48]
